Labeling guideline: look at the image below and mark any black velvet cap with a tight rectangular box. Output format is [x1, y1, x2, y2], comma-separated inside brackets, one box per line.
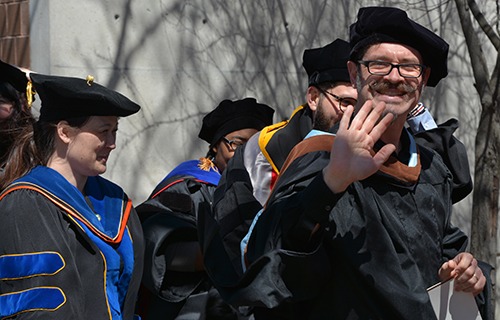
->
[29, 73, 141, 122]
[349, 6, 449, 87]
[302, 39, 351, 87]
[0, 59, 30, 93]
[198, 97, 275, 145]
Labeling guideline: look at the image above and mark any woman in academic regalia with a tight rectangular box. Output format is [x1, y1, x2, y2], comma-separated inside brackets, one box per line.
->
[0, 61, 35, 170]
[136, 98, 274, 320]
[0, 62, 144, 320]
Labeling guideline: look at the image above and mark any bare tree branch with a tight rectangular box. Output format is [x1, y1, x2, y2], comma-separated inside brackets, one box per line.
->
[455, 0, 491, 98]
[468, 0, 500, 50]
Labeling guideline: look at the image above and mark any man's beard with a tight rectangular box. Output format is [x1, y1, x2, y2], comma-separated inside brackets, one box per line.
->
[313, 98, 337, 132]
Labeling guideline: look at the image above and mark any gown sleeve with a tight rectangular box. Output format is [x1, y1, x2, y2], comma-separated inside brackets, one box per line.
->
[412, 118, 473, 203]
[0, 189, 108, 318]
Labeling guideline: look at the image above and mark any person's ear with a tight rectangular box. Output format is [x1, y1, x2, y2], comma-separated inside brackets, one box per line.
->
[306, 86, 321, 112]
[347, 61, 358, 88]
[211, 144, 218, 156]
[56, 121, 73, 144]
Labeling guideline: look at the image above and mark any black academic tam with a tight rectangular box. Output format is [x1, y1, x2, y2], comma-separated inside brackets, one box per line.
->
[29, 73, 141, 122]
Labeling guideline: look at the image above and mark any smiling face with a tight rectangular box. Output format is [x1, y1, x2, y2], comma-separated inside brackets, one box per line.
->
[68, 115, 118, 176]
[49, 115, 119, 190]
[348, 42, 430, 120]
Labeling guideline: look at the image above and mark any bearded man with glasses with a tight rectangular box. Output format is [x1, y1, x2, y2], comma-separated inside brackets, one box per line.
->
[229, 6, 491, 320]
[198, 23, 483, 316]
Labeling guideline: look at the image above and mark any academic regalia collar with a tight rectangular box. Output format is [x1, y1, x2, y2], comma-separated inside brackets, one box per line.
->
[6, 166, 131, 244]
[281, 128, 421, 185]
[260, 104, 314, 174]
[164, 159, 221, 186]
[304, 129, 334, 140]
[374, 128, 421, 184]
[149, 159, 221, 199]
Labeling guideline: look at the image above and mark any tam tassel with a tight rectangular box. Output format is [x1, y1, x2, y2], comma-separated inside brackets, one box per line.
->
[198, 157, 218, 172]
[26, 80, 34, 108]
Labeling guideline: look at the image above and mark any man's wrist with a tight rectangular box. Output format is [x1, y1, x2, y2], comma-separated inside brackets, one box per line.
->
[322, 167, 350, 194]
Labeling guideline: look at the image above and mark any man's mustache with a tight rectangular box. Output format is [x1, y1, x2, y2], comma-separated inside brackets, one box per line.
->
[369, 81, 417, 94]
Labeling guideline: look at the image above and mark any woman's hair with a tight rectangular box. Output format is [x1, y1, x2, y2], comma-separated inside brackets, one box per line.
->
[0, 82, 35, 165]
[205, 143, 218, 160]
[1, 116, 90, 190]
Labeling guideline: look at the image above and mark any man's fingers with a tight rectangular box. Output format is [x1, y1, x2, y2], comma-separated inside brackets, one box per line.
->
[455, 267, 485, 295]
[349, 100, 374, 130]
[455, 253, 475, 273]
[369, 111, 394, 143]
[360, 101, 386, 133]
[338, 104, 354, 132]
[372, 144, 396, 166]
[439, 260, 457, 281]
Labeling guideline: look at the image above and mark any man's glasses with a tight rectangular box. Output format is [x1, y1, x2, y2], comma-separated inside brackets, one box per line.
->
[319, 89, 357, 112]
[222, 137, 245, 151]
[358, 60, 425, 78]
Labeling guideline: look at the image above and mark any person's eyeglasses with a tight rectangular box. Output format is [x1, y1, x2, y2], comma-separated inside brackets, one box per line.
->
[222, 137, 245, 151]
[319, 89, 357, 112]
[358, 60, 425, 78]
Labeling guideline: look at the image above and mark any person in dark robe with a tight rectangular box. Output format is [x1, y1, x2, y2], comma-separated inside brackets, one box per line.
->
[207, 7, 490, 320]
[198, 36, 475, 314]
[200, 39, 358, 286]
[0, 63, 144, 320]
[135, 98, 274, 320]
[0, 61, 35, 172]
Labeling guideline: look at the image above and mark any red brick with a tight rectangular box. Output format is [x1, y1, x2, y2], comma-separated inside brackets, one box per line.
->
[0, 1, 30, 66]
[16, 35, 29, 67]
[0, 37, 16, 62]
[6, 3, 21, 36]
[0, 4, 7, 37]
[19, 0, 28, 35]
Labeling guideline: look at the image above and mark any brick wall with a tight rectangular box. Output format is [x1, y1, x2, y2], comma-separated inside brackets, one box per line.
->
[0, 0, 29, 67]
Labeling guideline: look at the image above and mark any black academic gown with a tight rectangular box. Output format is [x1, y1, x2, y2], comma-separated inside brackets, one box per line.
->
[137, 173, 216, 319]
[200, 105, 314, 283]
[136, 160, 245, 320]
[411, 118, 472, 203]
[0, 186, 144, 320]
[239, 132, 473, 319]
[200, 118, 474, 306]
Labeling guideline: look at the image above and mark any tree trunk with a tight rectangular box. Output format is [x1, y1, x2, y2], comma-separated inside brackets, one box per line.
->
[470, 99, 499, 319]
[454, 0, 499, 317]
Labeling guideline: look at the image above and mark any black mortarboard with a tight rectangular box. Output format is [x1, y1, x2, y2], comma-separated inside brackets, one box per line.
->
[302, 39, 351, 87]
[0, 59, 30, 93]
[198, 97, 275, 145]
[29, 73, 141, 121]
[349, 6, 449, 87]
